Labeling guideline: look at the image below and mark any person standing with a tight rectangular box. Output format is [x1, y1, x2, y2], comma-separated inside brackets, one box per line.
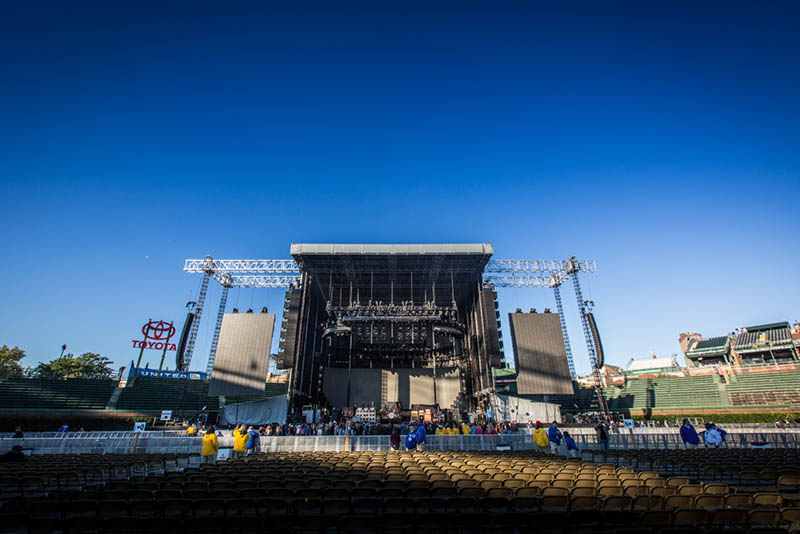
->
[533, 421, 550, 452]
[415, 421, 427, 451]
[232, 424, 250, 458]
[595, 421, 609, 450]
[11, 426, 23, 438]
[405, 424, 417, 451]
[679, 419, 700, 448]
[389, 426, 400, 451]
[201, 426, 219, 463]
[704, 423, 723, 448]
[0, 445, 25, 463]
[564, 431, 579, 458]
[246, 426, 259, 455]
[547, 421, 563, 455]
[186, 424, 196, 436]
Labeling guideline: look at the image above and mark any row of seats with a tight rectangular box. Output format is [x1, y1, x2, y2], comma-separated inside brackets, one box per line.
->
[0, 454, 190, 501]
[25, 485, 774, 504]
[2, 510, 799, 534]
[13, 494, 797, 517]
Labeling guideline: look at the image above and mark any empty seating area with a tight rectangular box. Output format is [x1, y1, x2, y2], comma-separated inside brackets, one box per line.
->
[605, 370, 800, 412]
[606, 375, 725, 411]
[0, 378, 117, 411]
[264, 382, 288, 397]
[518, 383, 598, 413]
[0, 377, 288, 417]
[114, 378, 209, 413]
[727, 372, 800, 407]
[2, 449, 800, 533]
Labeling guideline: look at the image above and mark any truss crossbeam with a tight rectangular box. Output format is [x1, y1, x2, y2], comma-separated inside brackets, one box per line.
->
[184, 259, 300, 274]
[487, 259, 596, 274]
[484, 274, 553, 288]
[227, 275, 301, 288]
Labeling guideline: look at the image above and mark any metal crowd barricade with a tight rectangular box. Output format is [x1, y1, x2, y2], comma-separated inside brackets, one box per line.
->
[2, 428, 799, 455]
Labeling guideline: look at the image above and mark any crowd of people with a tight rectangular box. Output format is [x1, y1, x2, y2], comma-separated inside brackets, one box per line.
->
[184, 419, 533, 439]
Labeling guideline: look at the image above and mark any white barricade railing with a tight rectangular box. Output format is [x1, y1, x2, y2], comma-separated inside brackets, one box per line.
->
[0, 431, 186, 439]
[2, 429, 799, 455]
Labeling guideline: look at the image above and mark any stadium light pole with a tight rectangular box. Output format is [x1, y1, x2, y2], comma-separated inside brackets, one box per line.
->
[60, 344, 66, 358]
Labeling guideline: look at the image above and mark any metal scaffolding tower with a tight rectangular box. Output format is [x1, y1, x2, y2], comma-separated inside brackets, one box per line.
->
[566, 257, 608, 415]
[183, 271, 209, 371]
[550, 272, 576, 379]
[206, 274, 232, 376]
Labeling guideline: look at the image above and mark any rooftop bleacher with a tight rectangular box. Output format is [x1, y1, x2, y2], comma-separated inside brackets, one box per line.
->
[693, 336, 729, 351]
[735, 327, 793, 349]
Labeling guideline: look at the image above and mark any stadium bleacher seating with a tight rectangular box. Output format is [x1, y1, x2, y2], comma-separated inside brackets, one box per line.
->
[606, 375, 729, 411]
[114, 378, 210, 414]
[0, 376, 290, 418]
[114, 378, 289, 414]
[603, 371, 800, 412]
[726, 372, 800, 407]
[2, 448, 799, 533]
[0, 378, 117, 411]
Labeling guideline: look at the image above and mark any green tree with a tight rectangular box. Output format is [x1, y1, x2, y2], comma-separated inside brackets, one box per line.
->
[31, 352, 113, 379]
[0, 345, 25, 379]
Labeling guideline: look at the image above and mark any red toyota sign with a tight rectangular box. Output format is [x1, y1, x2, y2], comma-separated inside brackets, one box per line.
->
[132, 320, 177, 351]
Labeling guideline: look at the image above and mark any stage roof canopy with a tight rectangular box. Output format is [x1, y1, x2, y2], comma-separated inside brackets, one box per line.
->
[290, 243, 494, 256]
[289, 243, 495, 301]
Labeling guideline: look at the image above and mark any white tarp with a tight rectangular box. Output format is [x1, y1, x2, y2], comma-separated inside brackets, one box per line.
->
[219, 395, 288, 426]
[490, 394, 561, 423]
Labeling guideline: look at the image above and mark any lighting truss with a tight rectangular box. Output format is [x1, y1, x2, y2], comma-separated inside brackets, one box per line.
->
[225, 275, 301, 288]
[184, 258, 300, 274]
[485, 274, 554, 288]
[486, 259, 596, 274]
[186, 257, 596, 289]
[327, 302, 459, 322]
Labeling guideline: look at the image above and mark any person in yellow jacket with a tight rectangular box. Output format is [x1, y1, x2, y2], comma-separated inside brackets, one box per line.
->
[232, 424, 250, 458]
[201, 426, 219, 463]
[533, 420, 550, 451]
[461, 423, 470, 435]
[186, 424, 196, 436]
[435, 425, 445, 435]
[447, 424, 459, 435]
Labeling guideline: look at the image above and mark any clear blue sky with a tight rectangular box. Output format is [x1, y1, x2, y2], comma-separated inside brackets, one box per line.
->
[1, 2, 798, 376]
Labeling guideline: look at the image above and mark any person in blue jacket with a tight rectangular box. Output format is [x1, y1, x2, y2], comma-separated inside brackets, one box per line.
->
[563, 431, 579, 458]
[246, 426, 260, 456]
[679, 419, 700, 448]
[547, 421, 563, 455]
[415, 421, 427, 451]
[405, 424, 417, 451]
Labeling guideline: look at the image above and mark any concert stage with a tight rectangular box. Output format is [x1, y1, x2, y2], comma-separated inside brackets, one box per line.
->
[278, 244, 505, 418]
